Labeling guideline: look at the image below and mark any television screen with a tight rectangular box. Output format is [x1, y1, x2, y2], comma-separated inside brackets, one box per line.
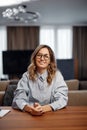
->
[2, 50, 34, 75]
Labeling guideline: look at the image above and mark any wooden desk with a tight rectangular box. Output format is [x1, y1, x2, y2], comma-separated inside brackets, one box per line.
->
[0, 106, 87, 130]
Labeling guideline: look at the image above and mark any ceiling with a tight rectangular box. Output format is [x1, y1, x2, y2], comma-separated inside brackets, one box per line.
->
[0, 0, 87, 26]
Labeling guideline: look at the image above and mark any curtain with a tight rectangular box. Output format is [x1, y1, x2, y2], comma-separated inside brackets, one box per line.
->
[40, 26, 72, 59]
[73, 26, 87, 80]
[0, 26, 7, 79]
[7, 26, 39, 50]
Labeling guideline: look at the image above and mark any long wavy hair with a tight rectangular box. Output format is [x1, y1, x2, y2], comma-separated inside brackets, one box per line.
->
[27, 45, 57, 85]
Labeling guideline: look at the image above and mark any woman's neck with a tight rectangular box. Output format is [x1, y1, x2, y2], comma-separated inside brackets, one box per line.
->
[37, 68, 47, 74]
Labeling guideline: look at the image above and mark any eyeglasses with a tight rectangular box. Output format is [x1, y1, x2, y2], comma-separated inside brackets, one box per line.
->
[36, 53, 50, 60]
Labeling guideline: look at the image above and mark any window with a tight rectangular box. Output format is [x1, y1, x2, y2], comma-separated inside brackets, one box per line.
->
[40, 26, 72, 59]
[40, 26, 55, 52]
[57, 27, 72, 59]
[0, 26, 7, 79]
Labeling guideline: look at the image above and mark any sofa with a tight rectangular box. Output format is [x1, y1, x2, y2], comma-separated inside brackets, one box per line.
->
[66, 80, 87, 106]
[0, 79, 87, 106]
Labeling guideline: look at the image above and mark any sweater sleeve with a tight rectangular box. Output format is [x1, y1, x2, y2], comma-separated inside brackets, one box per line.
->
[49, 71, 68, 111]
[12, 72, 30, 110]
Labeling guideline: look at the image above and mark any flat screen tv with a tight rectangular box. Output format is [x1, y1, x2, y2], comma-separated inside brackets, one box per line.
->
[2, 50, 34, 75]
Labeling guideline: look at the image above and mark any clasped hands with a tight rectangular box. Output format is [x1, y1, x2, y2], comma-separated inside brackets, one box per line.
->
[29, 102, 44, 116]
[24, 102, 52, 116]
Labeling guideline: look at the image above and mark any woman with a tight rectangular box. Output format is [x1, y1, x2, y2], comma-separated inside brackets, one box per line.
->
[12, 45, 68, 116]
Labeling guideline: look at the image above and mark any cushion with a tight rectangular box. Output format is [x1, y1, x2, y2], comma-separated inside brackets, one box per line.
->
[66, 79, 79, 90]
[68, 90, 87, 106]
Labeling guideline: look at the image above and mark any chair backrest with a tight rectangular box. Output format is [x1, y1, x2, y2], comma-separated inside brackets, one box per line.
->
[2, 80, 18, 106]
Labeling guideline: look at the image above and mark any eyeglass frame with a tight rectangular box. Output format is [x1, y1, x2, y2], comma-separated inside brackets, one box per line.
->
[36, 53, 50, 60]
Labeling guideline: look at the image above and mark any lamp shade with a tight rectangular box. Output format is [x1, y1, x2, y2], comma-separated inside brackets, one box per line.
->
[0, 0, 30, 6]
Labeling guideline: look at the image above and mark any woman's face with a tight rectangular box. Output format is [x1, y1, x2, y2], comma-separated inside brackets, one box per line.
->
[35, 47, 50, 72]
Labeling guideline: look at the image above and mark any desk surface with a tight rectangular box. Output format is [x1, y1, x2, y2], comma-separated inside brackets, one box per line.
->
[0, 106, 87, 130]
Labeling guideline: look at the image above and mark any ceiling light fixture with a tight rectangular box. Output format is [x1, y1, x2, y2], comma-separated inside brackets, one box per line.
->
[0, 0, 31, 6]
[2, 5, 40, 23]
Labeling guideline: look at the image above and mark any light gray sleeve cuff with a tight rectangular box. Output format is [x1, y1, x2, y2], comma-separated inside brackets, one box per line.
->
[49, 97, 68, 111]
[16, 100, 29, 110]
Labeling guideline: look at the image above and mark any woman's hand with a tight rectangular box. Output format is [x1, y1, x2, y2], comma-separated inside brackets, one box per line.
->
[30, 103, 44, 116]
[23, 103, 44, 116]
[23, 102, 52, 116]
[33, 102, 52, 113]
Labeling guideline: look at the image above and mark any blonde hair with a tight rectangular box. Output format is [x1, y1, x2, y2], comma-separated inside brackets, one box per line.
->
[27, 45, 57, 85]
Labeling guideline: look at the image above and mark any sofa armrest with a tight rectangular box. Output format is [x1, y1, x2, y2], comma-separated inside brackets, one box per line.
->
[68, 90, 87, 106]
[0, 80, 10, 91]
